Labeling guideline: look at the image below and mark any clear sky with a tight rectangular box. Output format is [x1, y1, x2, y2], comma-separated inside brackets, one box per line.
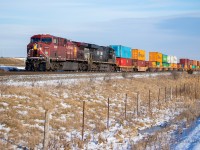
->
[0, 0, 200, 60]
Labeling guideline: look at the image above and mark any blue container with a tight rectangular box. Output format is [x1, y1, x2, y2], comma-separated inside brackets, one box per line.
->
[110, 45, 131, 59]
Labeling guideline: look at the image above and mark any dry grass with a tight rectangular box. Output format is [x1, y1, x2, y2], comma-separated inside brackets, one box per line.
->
[0, 58, 25, 66]
[0, 72, 200, 149]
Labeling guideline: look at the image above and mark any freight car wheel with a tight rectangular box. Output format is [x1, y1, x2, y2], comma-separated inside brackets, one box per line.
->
[110, 65, 115, 72]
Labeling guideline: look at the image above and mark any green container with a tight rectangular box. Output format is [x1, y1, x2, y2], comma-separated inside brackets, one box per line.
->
[192, 65, 196, 69]
[162, 54, 168, 63]
[163, 62, 169, 68]
[156, 62, 160, 67]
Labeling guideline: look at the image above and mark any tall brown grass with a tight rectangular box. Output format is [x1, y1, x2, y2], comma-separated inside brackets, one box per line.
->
[0, 72, 199, 149]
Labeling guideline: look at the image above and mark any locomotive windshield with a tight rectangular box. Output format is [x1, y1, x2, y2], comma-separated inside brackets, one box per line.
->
[31, 37, 52, 43]
[41, 38, 52, 43]
[31, 37, 40, 43]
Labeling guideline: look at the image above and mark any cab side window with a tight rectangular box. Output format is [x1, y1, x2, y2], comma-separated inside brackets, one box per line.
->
[53, 38, 57, 45]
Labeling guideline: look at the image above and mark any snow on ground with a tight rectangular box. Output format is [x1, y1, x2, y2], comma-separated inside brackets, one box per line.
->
[0, 65, 25, 71]
[1, 71, 199, 149]
[3, 72, 171, 87]
[173, 118, 200, 150]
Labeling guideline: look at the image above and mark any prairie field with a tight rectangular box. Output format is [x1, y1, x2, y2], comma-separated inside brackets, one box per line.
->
[0, 58, 25, 67]
[0, 72, 200, 149]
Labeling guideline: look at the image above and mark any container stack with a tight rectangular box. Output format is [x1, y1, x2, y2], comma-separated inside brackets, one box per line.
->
[132, 49, 146, 71]
[162, 54, 169, 70]
[193, 60, 197, 70]
[149, 52, 163, 71]
[168, 56, 178, 70]
[197, 61, 200, 70]
[180, 58, 189, 70]
[110, 45, 132, 71]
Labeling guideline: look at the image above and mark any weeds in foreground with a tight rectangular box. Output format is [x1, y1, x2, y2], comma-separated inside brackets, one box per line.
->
[0, 73, 199, 149]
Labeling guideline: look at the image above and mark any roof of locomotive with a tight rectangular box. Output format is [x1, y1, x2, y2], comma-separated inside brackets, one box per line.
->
[31, 34, 68, 40]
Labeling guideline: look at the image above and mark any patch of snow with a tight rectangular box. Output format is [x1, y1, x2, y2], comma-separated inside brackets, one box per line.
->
[0, 65, 25, 71]
[18, 110, 28, 115]
[0, 102, 9, 107]
[60, 102, 71, 108]
[174, 119, 200, 150]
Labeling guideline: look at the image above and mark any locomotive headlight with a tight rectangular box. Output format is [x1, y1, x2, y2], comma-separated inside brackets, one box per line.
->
[33, 44, 37, 50]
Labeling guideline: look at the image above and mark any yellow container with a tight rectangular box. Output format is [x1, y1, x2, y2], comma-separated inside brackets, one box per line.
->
[184, 65, 188, 69]
[177, 64, 182, 69]
[149, 52, 162, 63]
[132, 49, 145, 61]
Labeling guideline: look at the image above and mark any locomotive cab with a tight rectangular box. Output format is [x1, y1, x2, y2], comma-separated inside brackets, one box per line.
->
[27, 34, 53, 58]
[26, 34, 54, 71]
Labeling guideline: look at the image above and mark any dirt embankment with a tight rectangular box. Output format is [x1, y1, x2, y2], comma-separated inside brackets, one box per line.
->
[0, 57, 25, 66]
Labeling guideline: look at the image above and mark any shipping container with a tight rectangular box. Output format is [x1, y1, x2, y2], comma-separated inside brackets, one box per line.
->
[177, 63, 182, 69]
[171, 63, 177, 69]
[116, 58, 132, 66]
[189, 60, 193, 65]
[180, 59, 189, 65]
[110, 45, 131, 59]
[133, 60, 146, 67]
[167, 56, 178, 63]
[132, 49, 145, 61]
[162, 62, 170, 68]
[167, 56, 171, 63]
[171, 56, 178, 63]
[192, 65, 196, 69]
[193, 60, 198, 66]
[149, 52, 162, 63]
[182, 64, 188, 69]
[147, 61, 156, 68]
[162, 54, 168, 63]
[156, 62, 162, 67]
[197, 61, 200, 66]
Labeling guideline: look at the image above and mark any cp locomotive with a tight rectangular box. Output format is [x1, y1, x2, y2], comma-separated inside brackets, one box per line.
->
[26, 34, 116, 71]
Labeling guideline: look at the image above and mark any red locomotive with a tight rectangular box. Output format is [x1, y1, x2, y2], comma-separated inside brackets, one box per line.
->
[26, 34, 116, 71]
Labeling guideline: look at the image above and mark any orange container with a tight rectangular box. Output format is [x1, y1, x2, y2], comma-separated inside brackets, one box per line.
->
[132, 49, 145, 61]
[177, 63, 182, 69]
[149, 52, 162, 63]
[193, 60, 198, 66]
[197, 61, 200, 66]
[171, 63, 177, 69]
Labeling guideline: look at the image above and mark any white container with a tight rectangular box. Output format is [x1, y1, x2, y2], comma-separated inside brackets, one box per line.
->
[168, 56, 178, 63]
[173, 56, 178, 64]
[167, 56, 171, 63]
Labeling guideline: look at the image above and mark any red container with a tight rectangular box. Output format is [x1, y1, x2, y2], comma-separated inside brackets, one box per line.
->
[180, 59, 189, 65]
[188, 60, 193, 65]
[116, 58, 132, 66]
[133, 60, 145, 67]
[147, 61, 156, 67]
[145, 61, 149, 67]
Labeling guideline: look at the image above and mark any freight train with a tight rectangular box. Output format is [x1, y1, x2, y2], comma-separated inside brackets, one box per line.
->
[26, 34, 200, 73]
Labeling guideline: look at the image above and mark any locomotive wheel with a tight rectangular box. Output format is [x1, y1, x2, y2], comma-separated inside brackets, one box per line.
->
[25, 63, 33, 71]
[38, 63, 46, 71]
[79, 63, 88, 71]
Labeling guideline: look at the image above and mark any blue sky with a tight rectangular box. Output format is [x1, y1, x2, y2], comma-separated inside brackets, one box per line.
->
[0, 0, 200, 60]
